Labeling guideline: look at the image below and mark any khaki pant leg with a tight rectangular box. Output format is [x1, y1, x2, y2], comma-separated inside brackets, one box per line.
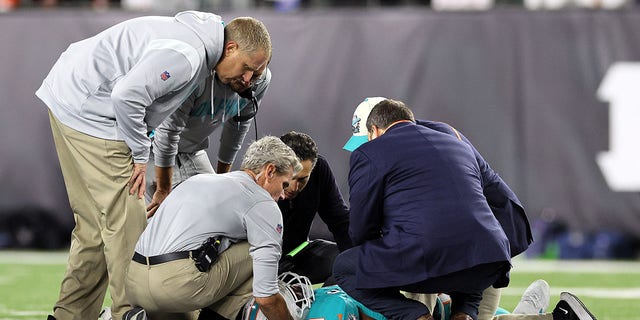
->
[49, 111, 109, 320]
[206, 242, 255, 319]
[125, 260, 153, 310]
[209, 277, 254, 319]
[127, 242, 253, 319]
[402, 292, 438, 315]
[49, 111, 146, 320]
[478, 286, 501, 320]
[99, 138, 147, 320]
[494, 314, 553, 320]
[126, 259, 198, 320]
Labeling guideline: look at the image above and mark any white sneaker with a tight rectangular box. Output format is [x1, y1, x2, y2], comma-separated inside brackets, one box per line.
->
[99, 307, 113, 320]
[512, 279, 550, 314]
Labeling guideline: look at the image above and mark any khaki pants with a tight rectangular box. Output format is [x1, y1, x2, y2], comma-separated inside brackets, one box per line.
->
[126, 241, 254, 320]
[495, 314, 553, 320]
[402, 292, 438, 314]
[479, 286, 502, 320]
[49, 111, 146, 320]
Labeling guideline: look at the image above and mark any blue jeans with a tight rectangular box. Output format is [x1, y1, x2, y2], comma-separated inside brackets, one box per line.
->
[333, 246, 509, 320]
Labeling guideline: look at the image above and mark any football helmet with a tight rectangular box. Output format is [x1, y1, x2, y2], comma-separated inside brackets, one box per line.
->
[241, 272, 315, 320]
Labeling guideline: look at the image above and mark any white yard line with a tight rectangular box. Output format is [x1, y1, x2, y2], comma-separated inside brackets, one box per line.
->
[501, 287, 640, 299]
[0, 304, 50, 318]
[0, 310, 49, 316]
[3, 252, 639, 272]
[0, 251, 68, 265]
[511, 258, 640, 274]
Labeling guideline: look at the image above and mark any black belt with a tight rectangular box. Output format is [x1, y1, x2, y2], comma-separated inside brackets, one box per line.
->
[132, 251, 198, 265]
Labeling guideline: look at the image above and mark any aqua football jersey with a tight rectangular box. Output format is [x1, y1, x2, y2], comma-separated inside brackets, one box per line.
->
[306, 286, 386, 320]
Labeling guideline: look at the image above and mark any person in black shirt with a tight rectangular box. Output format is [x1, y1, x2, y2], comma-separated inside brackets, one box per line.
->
[278, 131, 353, 284]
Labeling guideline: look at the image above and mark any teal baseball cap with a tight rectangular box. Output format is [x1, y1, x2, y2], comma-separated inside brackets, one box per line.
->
[343, 97, 387, 152]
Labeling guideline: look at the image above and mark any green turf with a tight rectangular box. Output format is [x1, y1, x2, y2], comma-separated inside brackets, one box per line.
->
[0, 263, 66, 318]
[500, 272, 640, 320]
[0, 251, 113, 319]
[1, 251, 639, 320]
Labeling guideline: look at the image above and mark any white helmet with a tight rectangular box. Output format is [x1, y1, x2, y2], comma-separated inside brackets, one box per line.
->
[242, 272, 315, 320]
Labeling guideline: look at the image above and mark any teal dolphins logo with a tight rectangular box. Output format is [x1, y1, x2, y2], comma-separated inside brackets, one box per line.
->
[351, 115, 361, 134]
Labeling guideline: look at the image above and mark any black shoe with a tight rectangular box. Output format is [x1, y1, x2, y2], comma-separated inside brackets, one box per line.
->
[198, 308, 229, 320]
[552, 292, 596, 320]
[123, 306, 147, 320]
[47, 316, 56, 320]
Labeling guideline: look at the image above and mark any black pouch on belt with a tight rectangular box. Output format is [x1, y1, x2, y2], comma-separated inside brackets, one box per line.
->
[193, 237, 221, 272]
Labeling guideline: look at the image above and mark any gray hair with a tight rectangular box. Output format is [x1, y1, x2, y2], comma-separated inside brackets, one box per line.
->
[225, 17, 272, 60]
[241, 136, 302, 175]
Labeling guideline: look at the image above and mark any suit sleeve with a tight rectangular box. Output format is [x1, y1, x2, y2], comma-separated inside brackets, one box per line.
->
[452, 124, 533, 256]
[348, 149, 384, 246]
[454, 129, 522, 206]
[316, 157, 353, 251]
[415, 119, 518, 200]
[416, 118, 531, 255]
[468, 136, 532, 256]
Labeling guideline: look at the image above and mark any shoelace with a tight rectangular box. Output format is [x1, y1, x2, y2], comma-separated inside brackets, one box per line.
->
[522, 293, 544, 312]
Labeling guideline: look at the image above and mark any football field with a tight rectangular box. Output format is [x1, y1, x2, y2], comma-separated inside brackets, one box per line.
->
[1, 251, 639, 320]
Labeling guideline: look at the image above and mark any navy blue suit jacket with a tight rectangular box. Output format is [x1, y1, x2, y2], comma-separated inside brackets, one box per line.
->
[416, 120, 533, 257]
[348, 121, 512, 288]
